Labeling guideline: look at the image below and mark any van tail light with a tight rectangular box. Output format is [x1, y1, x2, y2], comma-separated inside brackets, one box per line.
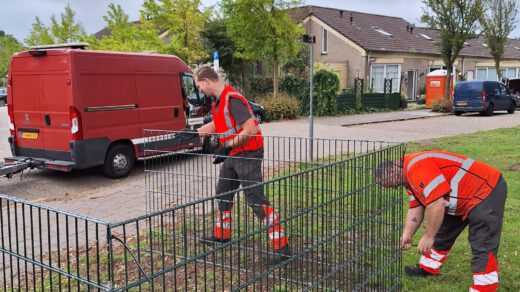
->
[69, 106, 83, 140]
[482, 91, 487, 101]
[7, 104, 15, 136]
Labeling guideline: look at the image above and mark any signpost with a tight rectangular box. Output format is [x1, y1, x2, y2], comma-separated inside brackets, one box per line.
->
[302, 35, 316, 160]
[213, 51, 219, 71]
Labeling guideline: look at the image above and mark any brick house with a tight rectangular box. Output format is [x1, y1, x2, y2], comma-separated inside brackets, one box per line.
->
[292, 5, 520, 100]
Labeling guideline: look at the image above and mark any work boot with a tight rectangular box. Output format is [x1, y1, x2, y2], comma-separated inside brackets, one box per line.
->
[404, 264, 436, 277]
[267, 245, 292, 266]
[200, 234, 230, 245]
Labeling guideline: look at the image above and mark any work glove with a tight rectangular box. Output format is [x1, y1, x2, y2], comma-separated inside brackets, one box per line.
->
[175, 128, 199, 143]
[213, 145, 231, 164]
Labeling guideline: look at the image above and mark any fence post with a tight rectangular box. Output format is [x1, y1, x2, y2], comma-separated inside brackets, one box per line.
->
[384, 78, 393, 108]
[106, 226, 114, 291]
[354, 78, 364, 109]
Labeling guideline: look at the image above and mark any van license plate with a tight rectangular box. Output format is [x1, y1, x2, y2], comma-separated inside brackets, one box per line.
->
[457, 102, 467, 106]
[21, 132, 39, 139]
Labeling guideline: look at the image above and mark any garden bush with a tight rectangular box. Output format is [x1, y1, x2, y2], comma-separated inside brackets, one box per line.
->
[280, 75, 309, 114]
[431, 98, 453, 113]
[257, 93, 300, 121]
[313, 69, 340, 116]
[249, 76, 273, 97]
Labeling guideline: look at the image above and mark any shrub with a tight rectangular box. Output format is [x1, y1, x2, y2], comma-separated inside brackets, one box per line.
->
[313, 69, 340, 116]
[280, 75, 309, 114]
[257, 93, 300, 121]
[249, 76, 273, 97]
[431, 98, 453, 113]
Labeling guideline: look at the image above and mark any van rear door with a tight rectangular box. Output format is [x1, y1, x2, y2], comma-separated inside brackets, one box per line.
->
[10, 61, 45, 151]
[454, 82, 483, 108]
[11, 51, 72, 159]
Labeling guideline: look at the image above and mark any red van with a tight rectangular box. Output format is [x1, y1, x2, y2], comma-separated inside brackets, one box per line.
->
[5, 43, 209, 178]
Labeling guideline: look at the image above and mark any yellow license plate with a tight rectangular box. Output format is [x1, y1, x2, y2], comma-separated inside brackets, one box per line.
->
[457, 102, 467, 106]
[21, 132, 39, 139]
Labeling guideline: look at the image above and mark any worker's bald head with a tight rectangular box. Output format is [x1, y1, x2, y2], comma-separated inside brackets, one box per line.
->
[374, 160, 405, 187]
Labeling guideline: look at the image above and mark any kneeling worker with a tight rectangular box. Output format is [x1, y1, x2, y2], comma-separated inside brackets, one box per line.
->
[375, 150, 506, 292]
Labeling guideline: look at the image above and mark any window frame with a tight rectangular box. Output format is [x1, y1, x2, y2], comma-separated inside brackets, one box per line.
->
[370, 64, 402, 93]
[321, 27, 328, 54]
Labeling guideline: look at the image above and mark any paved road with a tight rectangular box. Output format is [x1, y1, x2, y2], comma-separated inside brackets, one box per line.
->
[0, 107, 519, 222]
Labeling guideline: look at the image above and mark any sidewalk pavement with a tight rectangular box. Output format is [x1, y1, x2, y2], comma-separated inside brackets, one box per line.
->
[301, 109, 449, 127]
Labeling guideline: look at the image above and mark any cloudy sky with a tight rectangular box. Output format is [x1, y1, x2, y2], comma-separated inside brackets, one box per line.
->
[1, 0, 519, 44]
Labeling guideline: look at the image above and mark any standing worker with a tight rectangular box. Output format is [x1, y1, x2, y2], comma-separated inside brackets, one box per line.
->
[375, 150, 506, 292]
[193, 66, 291, 265]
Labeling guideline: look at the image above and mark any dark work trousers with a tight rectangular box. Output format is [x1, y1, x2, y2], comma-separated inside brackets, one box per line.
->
[216, 148, 270, 220]
[432, 176, 507, 273]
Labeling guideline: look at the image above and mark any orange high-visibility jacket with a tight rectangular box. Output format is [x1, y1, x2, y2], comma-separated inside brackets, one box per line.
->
[403, 150, 501, 219]
[212, 85, 263, 156]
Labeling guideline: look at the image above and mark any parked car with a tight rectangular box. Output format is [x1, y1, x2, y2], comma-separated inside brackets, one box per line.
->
[203, 100, 266, 124]
[5, 43, 209, 178]
[0, 87, 6, 106]
[453, 81, 516, 116]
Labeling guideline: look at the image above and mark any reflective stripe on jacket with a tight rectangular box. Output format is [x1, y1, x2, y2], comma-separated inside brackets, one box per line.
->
[212, 85, 263, 156]
[403, 150, 501, 218]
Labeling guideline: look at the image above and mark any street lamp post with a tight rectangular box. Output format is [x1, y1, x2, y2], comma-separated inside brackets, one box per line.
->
[302, 34, 315, 161]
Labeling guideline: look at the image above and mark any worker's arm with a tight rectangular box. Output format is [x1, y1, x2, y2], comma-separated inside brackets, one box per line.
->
[227, 117, 257, 149]
[197, 121, 216, 138]
[401, 205, 424, 250]
[417, 196, 446, 254]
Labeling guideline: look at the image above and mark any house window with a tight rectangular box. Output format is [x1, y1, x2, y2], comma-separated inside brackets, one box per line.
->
[321, 27, 328, 54]
[370, 64, 401, 93]
[476, 67, 518, 80]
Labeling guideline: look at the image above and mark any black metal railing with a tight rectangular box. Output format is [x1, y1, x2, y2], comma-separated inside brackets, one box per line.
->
[1, 132, 405, 291]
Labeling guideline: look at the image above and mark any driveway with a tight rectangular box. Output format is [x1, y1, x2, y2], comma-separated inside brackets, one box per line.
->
[0, 107, 519, 222]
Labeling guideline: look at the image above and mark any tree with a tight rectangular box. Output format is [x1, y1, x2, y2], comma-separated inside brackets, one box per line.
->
[480, 0, 518, 80]
[222, 0, 304, 97]
[87, 4, 163, 52]
[25, 17, 55, 46]
[50, 4, 86, 43]
[0, 34, 24, 81]
[141, 0, 212, 64]
[422, 0, 484, 99]
[200, 18, 249, 89]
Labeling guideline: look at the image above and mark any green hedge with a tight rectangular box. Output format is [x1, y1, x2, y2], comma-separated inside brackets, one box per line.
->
[337, 92, 403, 112]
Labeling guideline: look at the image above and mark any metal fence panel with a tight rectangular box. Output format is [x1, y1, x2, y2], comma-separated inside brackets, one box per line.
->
[0, 195, 111, 291]
[0, 132, 405, 291]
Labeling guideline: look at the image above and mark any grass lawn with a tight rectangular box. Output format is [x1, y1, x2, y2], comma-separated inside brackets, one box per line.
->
[403, 126, 520, 291]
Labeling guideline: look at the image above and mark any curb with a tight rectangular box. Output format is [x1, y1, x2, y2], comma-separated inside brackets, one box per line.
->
[341, 113, 452, 127]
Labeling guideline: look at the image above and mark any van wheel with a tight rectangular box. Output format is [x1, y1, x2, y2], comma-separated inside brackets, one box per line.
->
[103, 144, 135, 179]
[507, 102, 516, 114]
[454, 111, 462, 116]
[0, 99, 5, 107]
[483, 103, 494, 116]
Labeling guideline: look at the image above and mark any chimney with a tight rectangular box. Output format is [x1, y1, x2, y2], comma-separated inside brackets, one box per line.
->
[340, 10, 344, 18]
[410, 25, 414, 34]
[350, 13, 353, 24]
[406, 23, 409, 32]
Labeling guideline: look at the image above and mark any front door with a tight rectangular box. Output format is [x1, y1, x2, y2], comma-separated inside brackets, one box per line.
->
[407, 70, 417, 100]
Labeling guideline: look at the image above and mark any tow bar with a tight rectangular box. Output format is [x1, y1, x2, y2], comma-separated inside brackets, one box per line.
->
[0, 159, 42, 178]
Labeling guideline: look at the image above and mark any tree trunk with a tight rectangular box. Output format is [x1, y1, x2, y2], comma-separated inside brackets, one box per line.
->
[273, 60, 279, 98]
[444, 66, 452, 100]
[495, 57, 502, 81]
[241, 61, 248, 96]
